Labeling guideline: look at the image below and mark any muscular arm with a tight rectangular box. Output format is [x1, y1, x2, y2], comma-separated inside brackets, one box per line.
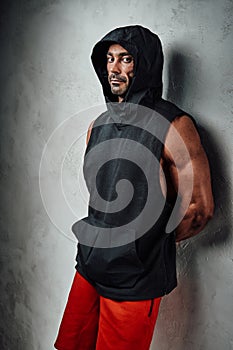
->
[86, 119, 95, 145]
[163, 115, 214, 242]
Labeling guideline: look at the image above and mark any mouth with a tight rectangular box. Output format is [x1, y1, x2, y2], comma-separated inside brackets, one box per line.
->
[111, 79, 123, 83]
[109, 74, 127, 84]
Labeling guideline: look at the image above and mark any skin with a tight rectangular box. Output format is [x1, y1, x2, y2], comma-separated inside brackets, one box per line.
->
[86, 44, 214, 242]
[162, 116, 214, 241]
[107, 44, 134, 102]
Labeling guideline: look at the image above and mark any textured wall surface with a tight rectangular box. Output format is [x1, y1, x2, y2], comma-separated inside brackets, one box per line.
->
[0, 0, 232, 349]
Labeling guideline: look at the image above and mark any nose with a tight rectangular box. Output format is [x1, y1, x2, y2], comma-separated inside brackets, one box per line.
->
[109, 60, 121, 74]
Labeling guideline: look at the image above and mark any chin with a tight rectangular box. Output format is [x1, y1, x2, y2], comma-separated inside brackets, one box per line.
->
[112, 87, 128, 96]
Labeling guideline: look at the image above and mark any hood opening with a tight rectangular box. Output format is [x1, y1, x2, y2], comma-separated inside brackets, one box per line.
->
[91, 25, 164, 107]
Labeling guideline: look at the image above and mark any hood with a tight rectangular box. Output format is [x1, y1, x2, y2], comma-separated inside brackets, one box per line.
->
[91, 25, 164, 107]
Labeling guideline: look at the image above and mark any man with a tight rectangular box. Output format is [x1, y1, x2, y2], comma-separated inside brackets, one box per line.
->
[54, 25, 214, 350]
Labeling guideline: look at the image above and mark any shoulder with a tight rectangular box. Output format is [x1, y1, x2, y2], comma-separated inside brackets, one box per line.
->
[86, 110, 111, 145]
[86, 119, 96, 145]
[88, 119, 95, 131]
[170, 115, 200, 140]
[163, 114, 203, 164]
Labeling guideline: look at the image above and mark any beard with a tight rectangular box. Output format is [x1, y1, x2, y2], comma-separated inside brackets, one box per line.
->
[109, 74, 133, 97]
[110, 82, 129, 96]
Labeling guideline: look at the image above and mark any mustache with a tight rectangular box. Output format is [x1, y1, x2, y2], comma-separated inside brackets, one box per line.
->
[109, 74, 127, 83]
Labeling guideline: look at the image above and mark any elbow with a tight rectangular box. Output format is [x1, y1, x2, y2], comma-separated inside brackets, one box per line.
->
[206, 197, 215, 220]
[201, 210, 213, 227]
[175, 201, 214, 241]
[203, 190, 215, 222]
[208, 206, 214, 221]
[193, 202, 214, 228]
[186, 200, 214, 228]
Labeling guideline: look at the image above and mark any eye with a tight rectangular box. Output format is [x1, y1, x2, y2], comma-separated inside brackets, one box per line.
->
[122, 56, 133, 63]
[107, 56, 114, 63]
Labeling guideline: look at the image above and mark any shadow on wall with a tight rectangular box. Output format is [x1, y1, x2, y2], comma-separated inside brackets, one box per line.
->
[151, 47, 231, 350]
[166, 46, 232, 246]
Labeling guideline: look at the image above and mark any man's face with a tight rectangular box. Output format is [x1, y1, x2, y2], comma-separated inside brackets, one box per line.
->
[107, 44, 134, 100]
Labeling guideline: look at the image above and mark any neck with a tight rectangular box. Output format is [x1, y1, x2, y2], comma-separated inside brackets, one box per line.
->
[118, 96, 124, 103]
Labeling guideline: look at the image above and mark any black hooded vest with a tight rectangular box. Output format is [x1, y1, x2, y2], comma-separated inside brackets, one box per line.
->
[71, 25, 197, 300]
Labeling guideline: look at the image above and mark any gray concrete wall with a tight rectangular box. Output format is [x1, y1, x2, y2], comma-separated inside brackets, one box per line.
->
[0, 1, 232, 349]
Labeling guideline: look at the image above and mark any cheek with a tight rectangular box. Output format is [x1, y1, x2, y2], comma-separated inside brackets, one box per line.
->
[106, 64, 111, 75]
[127, 70, 134, 80]
[127, 64, 134, 79]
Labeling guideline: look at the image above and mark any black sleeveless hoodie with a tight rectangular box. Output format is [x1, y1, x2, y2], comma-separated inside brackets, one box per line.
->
[72, 25, 195, 300]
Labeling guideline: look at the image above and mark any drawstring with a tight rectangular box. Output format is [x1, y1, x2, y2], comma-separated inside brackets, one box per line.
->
[148, 299, 154, 317]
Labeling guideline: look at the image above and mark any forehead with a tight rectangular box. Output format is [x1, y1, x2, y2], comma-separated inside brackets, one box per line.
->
[107, 43, 130, 55]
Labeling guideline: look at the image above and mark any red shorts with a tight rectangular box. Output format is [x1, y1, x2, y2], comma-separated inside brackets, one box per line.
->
[54, 271, 162, 350]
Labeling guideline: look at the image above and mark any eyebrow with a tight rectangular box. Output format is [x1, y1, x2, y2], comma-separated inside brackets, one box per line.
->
[107, 51, 133, 57]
